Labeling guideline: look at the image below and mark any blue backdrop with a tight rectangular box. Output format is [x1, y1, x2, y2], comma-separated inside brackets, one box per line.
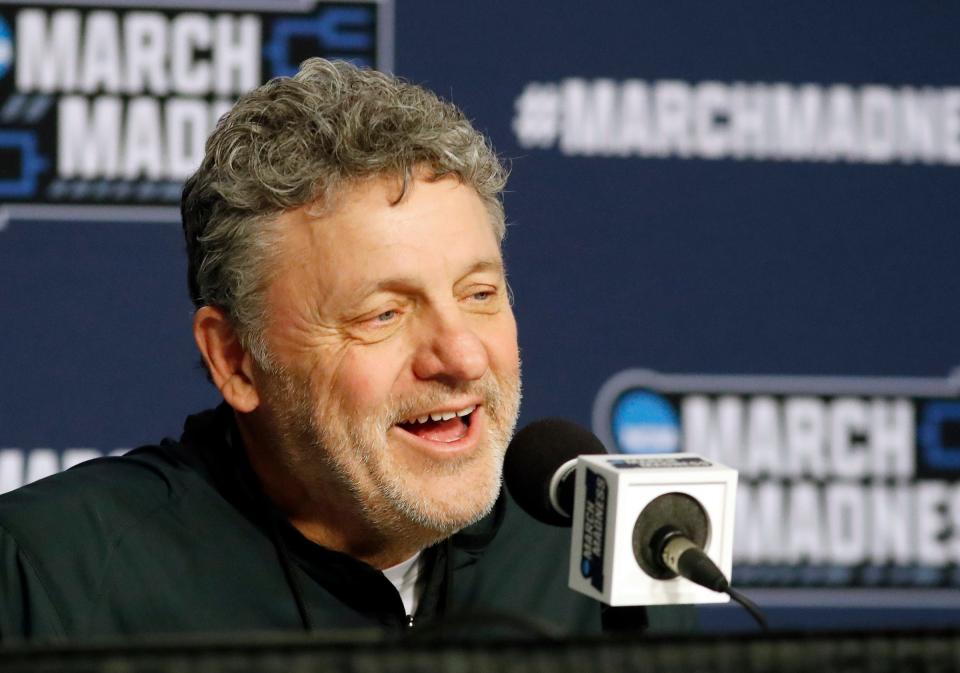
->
[1, 0, 958, 633]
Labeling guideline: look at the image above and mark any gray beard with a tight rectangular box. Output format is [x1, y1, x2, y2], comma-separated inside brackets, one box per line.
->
[259, 365, 522, 540]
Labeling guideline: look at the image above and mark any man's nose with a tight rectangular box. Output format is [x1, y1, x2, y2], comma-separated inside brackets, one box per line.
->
[411, 308, 489, 384]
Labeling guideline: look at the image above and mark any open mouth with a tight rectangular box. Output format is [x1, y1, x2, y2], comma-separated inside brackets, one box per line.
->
[396, 404, 476, 443]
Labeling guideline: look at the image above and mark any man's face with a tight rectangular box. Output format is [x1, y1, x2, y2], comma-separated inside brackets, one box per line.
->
[255, 175, 521, 537]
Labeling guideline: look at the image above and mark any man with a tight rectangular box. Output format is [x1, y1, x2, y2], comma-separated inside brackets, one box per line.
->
[0, 59, 692, 640]
[183, 56, 521, 604]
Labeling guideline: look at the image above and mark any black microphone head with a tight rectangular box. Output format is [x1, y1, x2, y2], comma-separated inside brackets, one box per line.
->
[503, 418, 607, 526]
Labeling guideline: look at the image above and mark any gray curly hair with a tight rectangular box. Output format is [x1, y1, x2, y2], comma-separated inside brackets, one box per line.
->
[181, 58, 508, 369]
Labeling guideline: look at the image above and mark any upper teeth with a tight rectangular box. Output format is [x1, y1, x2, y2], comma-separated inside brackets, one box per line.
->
[404, 404, 476, 425]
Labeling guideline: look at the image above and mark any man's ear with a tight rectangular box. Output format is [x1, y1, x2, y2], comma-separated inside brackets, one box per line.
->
[193, 306, 261, 413]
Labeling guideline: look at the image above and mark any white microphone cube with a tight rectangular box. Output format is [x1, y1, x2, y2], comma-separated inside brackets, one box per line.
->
[568, 453, 737, 606]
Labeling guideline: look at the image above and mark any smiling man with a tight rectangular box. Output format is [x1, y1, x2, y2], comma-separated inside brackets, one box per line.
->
[0, 58, 537, 639]
[202, 173, 522, 571]
[185, 59, 524, 578]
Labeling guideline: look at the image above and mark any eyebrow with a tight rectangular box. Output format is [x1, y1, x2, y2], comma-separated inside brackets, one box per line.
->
[458, 259, 505, 279]
[351, 258, 506, 300]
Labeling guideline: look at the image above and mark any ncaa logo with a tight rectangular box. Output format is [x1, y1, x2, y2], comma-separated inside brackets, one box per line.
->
[610, 390, 680, 454]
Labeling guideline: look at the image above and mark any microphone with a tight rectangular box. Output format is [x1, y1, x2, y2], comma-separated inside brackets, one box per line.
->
[503, 418, 606, 526]
[503, 418, 740, 608]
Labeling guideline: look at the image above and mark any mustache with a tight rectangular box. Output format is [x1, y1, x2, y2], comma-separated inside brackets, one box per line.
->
[380, 376, 507, 427]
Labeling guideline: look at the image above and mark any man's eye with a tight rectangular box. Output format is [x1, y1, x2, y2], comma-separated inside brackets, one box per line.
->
[373, 310, 398, 323]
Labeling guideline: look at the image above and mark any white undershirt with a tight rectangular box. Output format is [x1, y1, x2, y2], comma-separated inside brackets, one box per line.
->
[381, 552, 422, 617]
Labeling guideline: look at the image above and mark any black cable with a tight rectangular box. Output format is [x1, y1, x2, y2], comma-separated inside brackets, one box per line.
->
[659, 534, 769, 633]
[725, 585, 767, 631]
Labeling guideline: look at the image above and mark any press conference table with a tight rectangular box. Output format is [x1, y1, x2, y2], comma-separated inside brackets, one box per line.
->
[3, 627, 958, 673]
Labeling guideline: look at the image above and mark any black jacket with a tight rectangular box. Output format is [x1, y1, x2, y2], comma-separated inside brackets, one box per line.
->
[0, 406, 694, 641]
